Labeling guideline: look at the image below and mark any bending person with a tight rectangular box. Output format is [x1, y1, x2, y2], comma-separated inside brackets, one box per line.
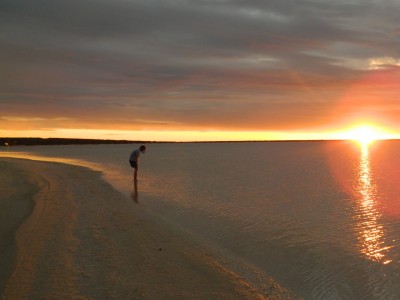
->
[129, 145, 146, 182]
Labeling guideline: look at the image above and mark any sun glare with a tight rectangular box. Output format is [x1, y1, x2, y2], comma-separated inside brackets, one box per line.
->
[342, 125, 388, 145]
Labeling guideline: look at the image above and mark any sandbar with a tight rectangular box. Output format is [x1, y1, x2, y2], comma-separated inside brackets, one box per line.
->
[0, 158, 278, 299]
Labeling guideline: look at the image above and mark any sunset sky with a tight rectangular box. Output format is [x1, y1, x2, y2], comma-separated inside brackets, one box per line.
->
[1, 0, 400, 141]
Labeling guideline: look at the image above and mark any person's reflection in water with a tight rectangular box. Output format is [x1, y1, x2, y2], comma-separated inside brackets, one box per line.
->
[131, 180, 139, 203]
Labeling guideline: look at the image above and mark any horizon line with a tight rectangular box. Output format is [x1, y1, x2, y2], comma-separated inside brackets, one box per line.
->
[1, 137, 399, 145]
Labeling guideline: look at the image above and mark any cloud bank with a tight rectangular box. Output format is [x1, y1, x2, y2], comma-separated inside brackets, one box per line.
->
[1, 0, 400, 137]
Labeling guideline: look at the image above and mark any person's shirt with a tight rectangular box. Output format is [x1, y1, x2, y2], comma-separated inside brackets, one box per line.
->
[129, 149, 141, 162]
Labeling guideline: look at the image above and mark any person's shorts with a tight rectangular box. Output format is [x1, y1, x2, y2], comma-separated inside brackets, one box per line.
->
[129, 160, 138, 168]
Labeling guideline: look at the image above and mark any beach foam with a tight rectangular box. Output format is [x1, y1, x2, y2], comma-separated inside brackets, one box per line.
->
[0, 158, 269, 299]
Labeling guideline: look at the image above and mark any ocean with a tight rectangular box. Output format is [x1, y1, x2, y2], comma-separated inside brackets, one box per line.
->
[2, 141, 400, 299]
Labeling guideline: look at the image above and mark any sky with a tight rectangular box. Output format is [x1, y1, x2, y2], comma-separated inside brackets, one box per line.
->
[1, 0, 400, 141]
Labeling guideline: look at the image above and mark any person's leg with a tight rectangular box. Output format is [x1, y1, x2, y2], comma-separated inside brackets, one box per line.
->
[134, 166, 138, 182]
[130, 160, 138, 181]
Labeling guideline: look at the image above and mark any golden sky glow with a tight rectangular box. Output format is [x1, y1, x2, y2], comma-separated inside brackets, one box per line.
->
[3, 126, 399, 142]
[1, 1, 400, 141]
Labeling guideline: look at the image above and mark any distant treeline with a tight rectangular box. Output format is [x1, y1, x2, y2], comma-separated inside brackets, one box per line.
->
[0, 138, 150, 146]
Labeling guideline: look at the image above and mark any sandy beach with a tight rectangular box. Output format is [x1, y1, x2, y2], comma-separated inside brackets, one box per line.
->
[0, 158, 277, 299]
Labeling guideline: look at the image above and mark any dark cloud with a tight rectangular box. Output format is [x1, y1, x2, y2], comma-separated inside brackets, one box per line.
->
[1, 0, 400, 135]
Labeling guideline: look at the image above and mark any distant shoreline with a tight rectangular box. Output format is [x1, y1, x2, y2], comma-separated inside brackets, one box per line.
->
[3, 137, 396, 147]
[0, 137, 148, 147]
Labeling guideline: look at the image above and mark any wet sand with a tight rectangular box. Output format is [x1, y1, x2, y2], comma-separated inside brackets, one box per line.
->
[0, 161, 37, 295]
[0, 158, 274, 299]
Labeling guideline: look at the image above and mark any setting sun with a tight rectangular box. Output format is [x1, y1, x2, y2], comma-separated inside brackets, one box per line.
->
[341, 125, 390, 145]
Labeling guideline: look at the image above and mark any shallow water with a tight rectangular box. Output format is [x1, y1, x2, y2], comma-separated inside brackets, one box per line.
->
[2, 141, 400, 299]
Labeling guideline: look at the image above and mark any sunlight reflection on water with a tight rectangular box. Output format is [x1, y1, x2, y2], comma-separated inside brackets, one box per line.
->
[356, 143, 392, 264]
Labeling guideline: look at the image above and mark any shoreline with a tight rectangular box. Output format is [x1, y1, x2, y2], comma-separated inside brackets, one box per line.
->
[0, 158, 284, 299]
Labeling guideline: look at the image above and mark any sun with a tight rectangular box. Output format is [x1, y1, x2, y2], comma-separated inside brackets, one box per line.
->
[341, 125, 389, 145]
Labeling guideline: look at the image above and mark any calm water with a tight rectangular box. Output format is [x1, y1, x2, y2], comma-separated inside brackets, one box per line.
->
[2, 141, 400, 299]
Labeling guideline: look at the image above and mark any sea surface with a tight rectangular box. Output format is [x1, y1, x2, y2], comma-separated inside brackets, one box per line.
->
[2, 141, 400, 299]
